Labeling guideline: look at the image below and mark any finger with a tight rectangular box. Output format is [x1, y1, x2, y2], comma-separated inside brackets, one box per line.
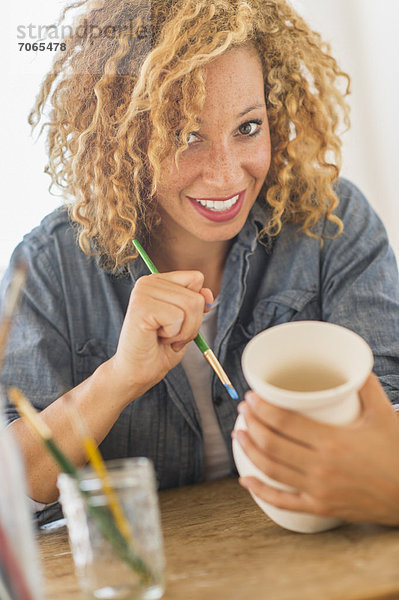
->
[239, 476, 314, 514]
[153, 270, 205, 292]
[245, 390, 334, 447]
[135, 274, 205, 308]
[359, 372, 394, 411]
[158, 318, 184, 338]
[200, 287, 214, 313]
[132, 296, 185, 341]
[232, 428, 307, 490]
[146, 279, 212, 333]
[237, 401, 314, 469]
[132, 275, 205, 343]
[171, 340, 190, 353]
[141, 274, 213, 317]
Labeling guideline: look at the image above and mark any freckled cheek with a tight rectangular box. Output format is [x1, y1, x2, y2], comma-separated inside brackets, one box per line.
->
[247, 147, 271, 182]
[157, 160, 199, 201]
[166, 156, 201, 189]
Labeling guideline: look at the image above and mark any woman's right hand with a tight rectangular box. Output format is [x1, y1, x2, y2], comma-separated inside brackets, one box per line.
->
[109, 271, 213, 405]
[11, 270, 213, 504]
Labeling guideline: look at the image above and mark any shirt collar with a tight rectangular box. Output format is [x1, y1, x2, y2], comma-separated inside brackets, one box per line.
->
[233, 199, 271, 252]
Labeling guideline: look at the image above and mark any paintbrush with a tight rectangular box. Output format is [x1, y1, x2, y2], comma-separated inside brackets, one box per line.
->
[7, 387, 153, 583]
[8, 387, 78, 477]
[132, 239, 239, 401]
[64, 399, 134, 545]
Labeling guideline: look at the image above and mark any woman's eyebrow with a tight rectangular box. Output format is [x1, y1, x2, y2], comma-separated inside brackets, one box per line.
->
[196, 103, 266, 124]
[236, 103, 266, 118]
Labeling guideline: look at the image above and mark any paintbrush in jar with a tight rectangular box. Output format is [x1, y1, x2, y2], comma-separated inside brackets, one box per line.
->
[8, 387, 153, 583]
[64, 398, 134, 545]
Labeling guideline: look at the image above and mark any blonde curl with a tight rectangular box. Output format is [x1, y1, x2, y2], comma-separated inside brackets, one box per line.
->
[29, 0, 350, 270]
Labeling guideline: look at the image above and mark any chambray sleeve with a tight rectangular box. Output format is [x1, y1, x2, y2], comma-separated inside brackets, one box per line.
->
[320, 179, 399, 404]
[0, 235, 74, 423]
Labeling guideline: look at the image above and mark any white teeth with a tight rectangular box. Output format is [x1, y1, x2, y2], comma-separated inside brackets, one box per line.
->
[194, 193, 239, 212]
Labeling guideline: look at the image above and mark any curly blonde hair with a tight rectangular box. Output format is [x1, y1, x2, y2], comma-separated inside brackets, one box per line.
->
[30, 0, 350, 270]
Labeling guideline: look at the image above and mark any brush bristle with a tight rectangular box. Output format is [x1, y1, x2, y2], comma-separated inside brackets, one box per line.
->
[224, 384, 239, 400]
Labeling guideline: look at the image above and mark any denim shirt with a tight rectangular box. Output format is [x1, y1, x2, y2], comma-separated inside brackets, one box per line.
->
[1, 178, 399, 501]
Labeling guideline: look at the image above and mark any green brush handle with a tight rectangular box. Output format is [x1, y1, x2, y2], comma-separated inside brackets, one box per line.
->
[46, 439, 78, 478]
[132, 239, 158, 274]
[194, 331, 209, 353]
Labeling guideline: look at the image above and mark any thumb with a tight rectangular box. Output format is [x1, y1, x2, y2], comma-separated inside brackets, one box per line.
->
[200, 287, 214, 313]
[359, 372, 394, 414]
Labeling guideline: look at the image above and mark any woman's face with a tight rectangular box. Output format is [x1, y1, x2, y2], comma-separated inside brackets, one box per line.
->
[156, 45, 271, 245]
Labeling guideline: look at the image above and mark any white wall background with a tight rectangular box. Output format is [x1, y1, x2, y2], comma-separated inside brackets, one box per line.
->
[291, 0, 399, 258]
[1, 0, 398, 271]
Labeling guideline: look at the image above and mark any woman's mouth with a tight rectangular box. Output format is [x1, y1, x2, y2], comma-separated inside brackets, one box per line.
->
[194, 193, 240, 212]
[187, 189, 246, 222]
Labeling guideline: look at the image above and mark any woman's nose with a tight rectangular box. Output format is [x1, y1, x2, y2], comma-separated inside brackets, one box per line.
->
[200, 143, 240, 189]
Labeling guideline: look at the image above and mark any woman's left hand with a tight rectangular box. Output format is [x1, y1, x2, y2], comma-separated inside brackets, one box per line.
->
[233, 373, 399, 525]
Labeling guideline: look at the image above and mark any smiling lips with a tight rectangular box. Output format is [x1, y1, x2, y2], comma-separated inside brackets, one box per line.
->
[192, 193, 240, 212]
[187, 189, 246, 222]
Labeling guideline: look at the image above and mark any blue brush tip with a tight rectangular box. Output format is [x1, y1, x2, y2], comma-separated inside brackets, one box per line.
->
[225, 384, 239, 400]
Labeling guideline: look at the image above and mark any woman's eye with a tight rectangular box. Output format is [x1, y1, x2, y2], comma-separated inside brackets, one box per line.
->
[238, 120, 262, 136]
[175, 130, 199, 146]
[186, 132, 198, 144]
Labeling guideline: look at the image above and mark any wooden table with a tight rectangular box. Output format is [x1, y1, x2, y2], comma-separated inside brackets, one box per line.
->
[38, 477, 399, 600]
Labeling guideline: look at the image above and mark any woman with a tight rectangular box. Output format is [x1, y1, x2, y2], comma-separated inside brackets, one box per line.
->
[2, 0, 399, 525]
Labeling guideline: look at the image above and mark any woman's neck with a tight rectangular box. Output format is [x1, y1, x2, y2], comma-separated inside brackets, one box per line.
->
[148, 235, 232, 298]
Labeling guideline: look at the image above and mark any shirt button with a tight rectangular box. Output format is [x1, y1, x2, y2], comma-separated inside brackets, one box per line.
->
[213, 396, 223, 406]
